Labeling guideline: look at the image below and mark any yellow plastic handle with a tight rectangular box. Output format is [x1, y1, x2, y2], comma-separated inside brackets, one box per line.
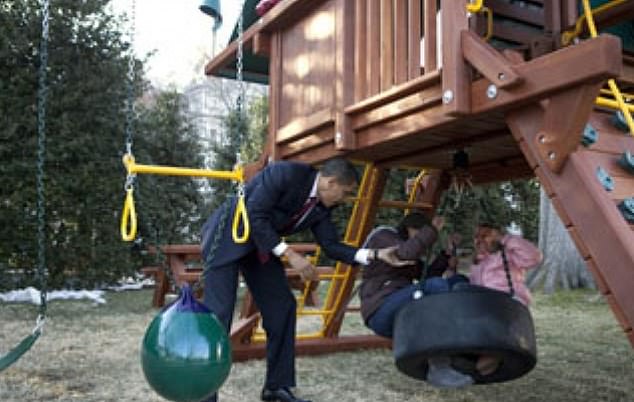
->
[232, 195, 250, 244]
[466, 0, 483, 13]
[482, 6, 493, 40]
[120, 188, 137, 242]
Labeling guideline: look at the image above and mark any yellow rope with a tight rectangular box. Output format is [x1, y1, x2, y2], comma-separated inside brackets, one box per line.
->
[562, 0, 627, 46]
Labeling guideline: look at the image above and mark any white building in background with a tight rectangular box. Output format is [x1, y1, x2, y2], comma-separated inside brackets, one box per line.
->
[182, 77, 267, 169]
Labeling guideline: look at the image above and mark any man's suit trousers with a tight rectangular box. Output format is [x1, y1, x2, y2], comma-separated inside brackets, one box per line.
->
[203, 252, 298, 391]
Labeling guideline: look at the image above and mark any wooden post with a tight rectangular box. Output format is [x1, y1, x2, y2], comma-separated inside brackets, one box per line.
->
[268, 33, 282, 161]
[367, 0, 381, 96]
[441, 0, 470, 115]
[423, 0, 438, 73]
[408, 0, 421, 79]
[560, 0, 579, 31]
[355, 0, 367, 102]
[380, 0, 395, 91]
[335, 0, 356, 150]
[544, 0, 562, 35]
[394, 0, 409, 85]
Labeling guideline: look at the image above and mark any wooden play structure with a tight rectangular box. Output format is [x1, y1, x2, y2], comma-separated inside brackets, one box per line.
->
[202, 0, 634, 360]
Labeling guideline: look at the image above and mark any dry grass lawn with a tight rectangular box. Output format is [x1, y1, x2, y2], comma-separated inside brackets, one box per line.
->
[1, 288, 633, 402]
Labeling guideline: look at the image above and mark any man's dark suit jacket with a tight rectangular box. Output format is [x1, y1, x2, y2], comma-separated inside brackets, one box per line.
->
[201, 161, 359, 268]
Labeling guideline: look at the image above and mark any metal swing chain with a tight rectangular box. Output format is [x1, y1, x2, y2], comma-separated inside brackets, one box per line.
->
[236, 5, 244, 122]
[0, 0, 49, 373]
[196, 4, 247, 293]
[34, 0, 50, 332]
[196, 200, 231, 293]
[234, 3, 247, 230]
[123, 0, 137, 198]
[119, 0, 138, 243]
[120, 0, 175, 291]
[124, 0, 136, 158]
[500, 247, 515, 298]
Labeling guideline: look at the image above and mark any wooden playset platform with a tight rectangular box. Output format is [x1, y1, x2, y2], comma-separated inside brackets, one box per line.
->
[203, 0, 634, 359]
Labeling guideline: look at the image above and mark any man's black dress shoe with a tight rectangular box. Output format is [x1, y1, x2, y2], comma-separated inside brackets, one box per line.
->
[261, 387, 312, 402]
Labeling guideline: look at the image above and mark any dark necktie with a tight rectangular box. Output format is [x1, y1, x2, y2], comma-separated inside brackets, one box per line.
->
[283, 197, 318, 233]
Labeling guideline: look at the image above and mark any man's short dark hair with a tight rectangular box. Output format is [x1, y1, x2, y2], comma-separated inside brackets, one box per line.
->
[319, 158, 359, 185]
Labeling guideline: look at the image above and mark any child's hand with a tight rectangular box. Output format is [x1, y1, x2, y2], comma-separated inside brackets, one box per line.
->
[431, 216, 445, 231]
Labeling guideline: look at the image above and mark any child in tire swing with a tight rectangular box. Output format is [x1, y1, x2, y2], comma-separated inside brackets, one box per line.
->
[466, 222, 543, 376]
[359, 213, 474, 388]
[427, 222, 543, 382]
[359, 217, 542, 388]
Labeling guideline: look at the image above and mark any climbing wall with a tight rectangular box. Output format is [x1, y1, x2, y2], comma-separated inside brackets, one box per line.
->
[508, 106, 634, 347]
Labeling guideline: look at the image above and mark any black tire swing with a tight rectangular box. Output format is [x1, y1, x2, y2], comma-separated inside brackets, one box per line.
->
[392, 166, 537, 384]
[392, 285, 537, 384]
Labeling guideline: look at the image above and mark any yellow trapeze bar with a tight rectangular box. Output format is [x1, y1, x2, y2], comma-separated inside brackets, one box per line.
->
[120, 153, 250, 242]
[123, 154, 243, 181]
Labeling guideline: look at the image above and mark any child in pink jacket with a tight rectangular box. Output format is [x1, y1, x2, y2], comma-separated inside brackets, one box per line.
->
[470, 223, 543, 306]
[469, 223, 542, 375]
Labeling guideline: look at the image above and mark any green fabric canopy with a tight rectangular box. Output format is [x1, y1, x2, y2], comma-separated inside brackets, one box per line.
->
[215, 0, 269, 84]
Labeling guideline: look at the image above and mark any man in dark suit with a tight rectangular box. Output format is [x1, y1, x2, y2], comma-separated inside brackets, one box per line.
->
[200, 158, 408, 402]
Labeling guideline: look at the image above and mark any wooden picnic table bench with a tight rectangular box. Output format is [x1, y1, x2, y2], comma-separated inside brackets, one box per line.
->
[141, 243, 324, 308]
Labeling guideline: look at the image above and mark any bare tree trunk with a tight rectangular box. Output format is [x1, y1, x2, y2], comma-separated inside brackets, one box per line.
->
[527, 189, 595, 293]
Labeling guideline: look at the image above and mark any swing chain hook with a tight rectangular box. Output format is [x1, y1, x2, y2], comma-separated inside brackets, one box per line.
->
[124, 172, 136, 191]
[33, 314, 46, 335]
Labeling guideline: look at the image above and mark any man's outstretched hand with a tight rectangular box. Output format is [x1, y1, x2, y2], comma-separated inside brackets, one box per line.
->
[285, 248, 319, 282]
[376, 246, 415, 266]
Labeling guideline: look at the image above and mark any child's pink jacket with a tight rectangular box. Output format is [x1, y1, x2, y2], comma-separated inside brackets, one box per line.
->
[469, 235, 543, 305]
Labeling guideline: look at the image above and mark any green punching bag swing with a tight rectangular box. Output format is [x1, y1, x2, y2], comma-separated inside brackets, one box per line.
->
[125, 1, 246, 401]
[141, 284, 232, 402]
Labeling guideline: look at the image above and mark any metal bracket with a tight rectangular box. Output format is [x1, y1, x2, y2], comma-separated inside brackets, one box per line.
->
[535, 83, 604, 173]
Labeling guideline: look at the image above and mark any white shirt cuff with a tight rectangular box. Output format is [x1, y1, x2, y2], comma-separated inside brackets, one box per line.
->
[355, 248, 371, 265]
[272, 241, 289, 257]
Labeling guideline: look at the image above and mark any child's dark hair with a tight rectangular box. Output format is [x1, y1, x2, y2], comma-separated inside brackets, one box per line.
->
[477, 221, 504, 232]
[396, 212, 431, 239]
